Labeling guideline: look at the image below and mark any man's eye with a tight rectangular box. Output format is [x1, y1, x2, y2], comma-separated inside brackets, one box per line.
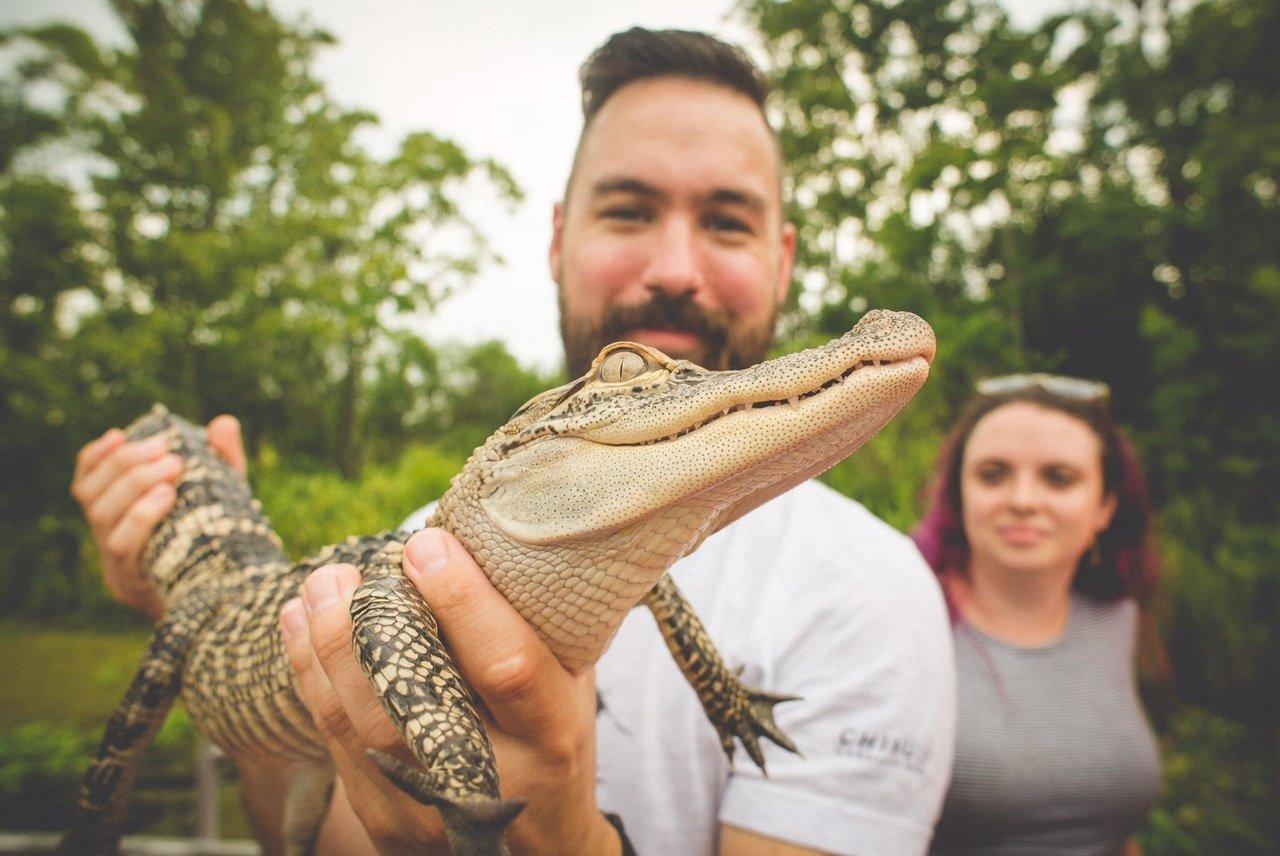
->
[706, 213, 750, 233]
[603, 206, 649, 223]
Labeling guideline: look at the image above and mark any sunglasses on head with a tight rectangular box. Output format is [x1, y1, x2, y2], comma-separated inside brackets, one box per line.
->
[975, 373, 1111, 403]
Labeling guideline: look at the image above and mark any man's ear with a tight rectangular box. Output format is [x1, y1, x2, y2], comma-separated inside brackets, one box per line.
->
[775, 221, 797, 306]
[549, 201, 566, 284]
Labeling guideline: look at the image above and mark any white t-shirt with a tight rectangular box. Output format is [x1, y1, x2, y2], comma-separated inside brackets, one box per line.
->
[403, 479, 955, 855]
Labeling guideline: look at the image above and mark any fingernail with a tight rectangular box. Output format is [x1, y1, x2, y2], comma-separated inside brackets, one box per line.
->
[149, 482, 175, 503]
[304, 566, 339, 613]
[336, 564, 360, 600]
[139, 435, 168, 455]
[280, 598, 307, 641]
[404, 528, 450, 579]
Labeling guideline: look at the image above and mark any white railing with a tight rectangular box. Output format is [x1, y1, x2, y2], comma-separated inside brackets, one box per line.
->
[195, 738, 223, 844]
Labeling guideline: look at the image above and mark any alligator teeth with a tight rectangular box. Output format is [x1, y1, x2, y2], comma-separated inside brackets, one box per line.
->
[630, 354, 902, 446]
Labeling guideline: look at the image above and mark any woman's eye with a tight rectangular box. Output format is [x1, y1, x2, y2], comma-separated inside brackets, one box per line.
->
[975, 464, 1007, 485]
[1043, 467, 1079, 488]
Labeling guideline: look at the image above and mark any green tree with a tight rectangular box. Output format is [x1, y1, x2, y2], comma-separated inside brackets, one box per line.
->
[1030, 0, 1280, 728]
[0, 0, 520, 615]
[747, 0, 1279, 843]
[745, 0, 1080, 519]
[433, 340, 559, 455]
[745, 0, 1279, 713]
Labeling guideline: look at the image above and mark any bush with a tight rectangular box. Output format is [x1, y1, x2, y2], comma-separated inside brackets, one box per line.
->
[0, 711, 197, 833]
[820, 400, 945, 532]
[254, 441, 465, 557]
[1140, 706, 1278, 855]
[0, 722, 91, 817]
[1159, 493, 1280, 727]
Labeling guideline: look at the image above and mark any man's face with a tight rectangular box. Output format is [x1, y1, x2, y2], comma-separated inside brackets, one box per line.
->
[550, 76, 796, 377]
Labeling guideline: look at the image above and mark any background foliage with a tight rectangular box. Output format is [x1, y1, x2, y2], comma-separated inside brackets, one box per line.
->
[742, 0, 1279, 848]
[0, 0, 1275, 851]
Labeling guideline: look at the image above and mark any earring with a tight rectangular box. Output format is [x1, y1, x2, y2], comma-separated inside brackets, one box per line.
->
[1090, 540, 1103, 567]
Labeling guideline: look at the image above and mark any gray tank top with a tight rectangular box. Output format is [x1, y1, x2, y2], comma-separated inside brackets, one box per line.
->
[930, 594, 1160, 856]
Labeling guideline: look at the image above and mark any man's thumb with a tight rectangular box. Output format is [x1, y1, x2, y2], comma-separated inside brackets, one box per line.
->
[206, 414, 248, 476]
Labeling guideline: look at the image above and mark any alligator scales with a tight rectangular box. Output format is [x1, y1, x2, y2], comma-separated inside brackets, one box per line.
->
[61, 310, 935, 856]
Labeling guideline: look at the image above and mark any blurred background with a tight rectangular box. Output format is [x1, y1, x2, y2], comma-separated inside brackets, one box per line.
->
[0, 0, 1275, 852]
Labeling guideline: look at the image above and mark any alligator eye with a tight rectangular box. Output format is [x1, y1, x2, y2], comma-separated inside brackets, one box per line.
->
[598, 349, 648, 383]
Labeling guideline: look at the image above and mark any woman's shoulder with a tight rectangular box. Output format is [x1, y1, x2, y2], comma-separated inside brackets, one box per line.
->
[1069, 593, 1140, 656]
[1073, 592, 1139, 626]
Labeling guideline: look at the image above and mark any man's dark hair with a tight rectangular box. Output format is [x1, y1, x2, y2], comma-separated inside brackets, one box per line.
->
[579, 28, 770, 127]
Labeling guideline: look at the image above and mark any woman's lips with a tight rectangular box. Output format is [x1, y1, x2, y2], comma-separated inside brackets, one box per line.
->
[997, 525, 1048, 547]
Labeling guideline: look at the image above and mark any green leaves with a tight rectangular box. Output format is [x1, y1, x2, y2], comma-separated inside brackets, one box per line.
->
[750, 1, 1279, 842]
[0, 0, 521, 611]
[749, 0, 1279, 514]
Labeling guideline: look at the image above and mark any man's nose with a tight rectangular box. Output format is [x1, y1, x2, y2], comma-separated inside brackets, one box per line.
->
[643, 216, 703, 298]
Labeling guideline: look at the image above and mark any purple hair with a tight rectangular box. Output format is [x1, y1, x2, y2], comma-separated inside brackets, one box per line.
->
[912, 388, 1159, 612]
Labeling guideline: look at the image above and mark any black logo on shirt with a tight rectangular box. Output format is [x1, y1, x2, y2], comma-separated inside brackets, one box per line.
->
[836, 728, 933, 774]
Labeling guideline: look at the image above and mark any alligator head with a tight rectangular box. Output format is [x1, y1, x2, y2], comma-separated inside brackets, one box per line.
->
[433, 309, 936, 671]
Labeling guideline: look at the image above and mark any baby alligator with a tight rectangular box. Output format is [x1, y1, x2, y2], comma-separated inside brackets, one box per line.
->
[60, 309, 935, 855]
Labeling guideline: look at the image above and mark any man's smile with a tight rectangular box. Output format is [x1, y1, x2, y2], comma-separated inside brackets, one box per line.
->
[621, 328, 705, 355]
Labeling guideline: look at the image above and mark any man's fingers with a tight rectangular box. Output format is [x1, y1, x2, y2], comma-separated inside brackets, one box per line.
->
[206, 414, 247, 476]
[89, 454, 182, 538]
[403, 528, 573, 739]
[73, 429, 125, 486]
[282, 595, 363, 750]
[100, 483, 175, 584]
[283, 595, 404, 796]
[282, 591, 450, 850]
[301, 564, 410, 760]
[111, 483, 178, 549]
[73, 433, 172, 509]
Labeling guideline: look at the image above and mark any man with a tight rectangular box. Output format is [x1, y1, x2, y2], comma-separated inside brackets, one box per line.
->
[71, 28, 954, 855]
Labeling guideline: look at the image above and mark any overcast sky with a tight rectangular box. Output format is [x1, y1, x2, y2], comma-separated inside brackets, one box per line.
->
[3, 0, 1068, 370]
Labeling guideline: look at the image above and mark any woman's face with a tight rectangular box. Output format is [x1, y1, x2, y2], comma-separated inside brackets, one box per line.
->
[961, 402, 1117, 581]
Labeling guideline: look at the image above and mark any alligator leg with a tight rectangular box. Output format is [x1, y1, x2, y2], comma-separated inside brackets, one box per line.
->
[643, 574, 799, 772]
[59, 593, 217, 856]
[283, 760, 335, 856]
[349, 553, 523, 856]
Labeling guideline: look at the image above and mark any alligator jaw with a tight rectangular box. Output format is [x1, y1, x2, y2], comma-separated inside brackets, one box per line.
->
[478, 309, 935, 545]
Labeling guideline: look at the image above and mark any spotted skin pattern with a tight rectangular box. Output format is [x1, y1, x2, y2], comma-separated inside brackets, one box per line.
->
[643, 575, 798, 769]
[58, 411, 411, 855]
[349, 545, 522, 829]
[61, 310, 935, 856]
[57, 589, 219, 856]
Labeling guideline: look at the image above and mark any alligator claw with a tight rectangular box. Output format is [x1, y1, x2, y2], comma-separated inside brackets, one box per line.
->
[714, 680, 801, 774]
[368, 749, 524, 856]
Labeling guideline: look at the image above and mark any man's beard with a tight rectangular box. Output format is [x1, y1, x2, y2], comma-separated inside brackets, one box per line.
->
[559, 288, 777, 378]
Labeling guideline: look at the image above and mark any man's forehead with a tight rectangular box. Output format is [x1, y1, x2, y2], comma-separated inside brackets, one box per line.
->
[566, 76, 783, 203]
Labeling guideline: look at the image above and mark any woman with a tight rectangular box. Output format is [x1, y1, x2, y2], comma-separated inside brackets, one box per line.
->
[915, 374, 1162, 856]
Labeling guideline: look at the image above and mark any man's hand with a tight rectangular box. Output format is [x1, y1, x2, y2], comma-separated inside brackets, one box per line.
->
[70, 415, 246, 620]
[280, 529, 621, 856]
